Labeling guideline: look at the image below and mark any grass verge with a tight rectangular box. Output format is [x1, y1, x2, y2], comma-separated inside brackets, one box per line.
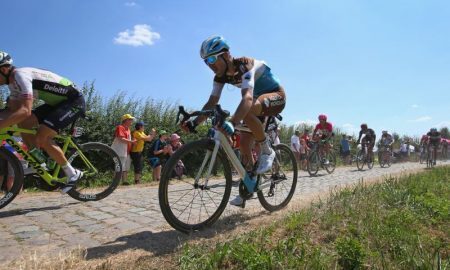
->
[179, 166, 449, 269]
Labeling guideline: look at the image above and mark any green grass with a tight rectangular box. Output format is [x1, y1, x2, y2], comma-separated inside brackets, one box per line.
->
[179, 166, 450, 270]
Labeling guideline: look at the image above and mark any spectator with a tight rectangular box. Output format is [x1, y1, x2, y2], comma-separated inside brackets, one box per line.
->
[148, 130, 170, 182]
[291, 130, 301, 165]
[399, 141, 408, 160]
[299, 138, 309, 170]
[130, 122, 156, 184]
[301, 129, 311, 146]
[111, 114, 136, 185]
[167, 133, 185, 179]
[340, 134, 351, 165]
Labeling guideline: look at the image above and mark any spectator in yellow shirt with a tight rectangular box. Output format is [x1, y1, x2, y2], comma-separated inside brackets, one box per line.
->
[130, 122, 156, 184]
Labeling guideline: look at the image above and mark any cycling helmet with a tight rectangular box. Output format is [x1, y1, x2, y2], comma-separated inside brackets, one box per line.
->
[361, 123, 368, 129]
[0, 51, 13, 67]
[382, 130, 388, 134]
[430, 128, 437, 132]
[318, 114, 327, 121]
[200, 36, 229, 59]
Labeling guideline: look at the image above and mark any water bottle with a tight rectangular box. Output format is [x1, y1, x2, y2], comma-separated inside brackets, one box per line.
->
[47, 158, 56, 170]
[29, 148, 47, 168]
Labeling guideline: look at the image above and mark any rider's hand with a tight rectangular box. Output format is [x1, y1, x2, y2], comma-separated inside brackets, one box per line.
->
[181, 120, 197, 133]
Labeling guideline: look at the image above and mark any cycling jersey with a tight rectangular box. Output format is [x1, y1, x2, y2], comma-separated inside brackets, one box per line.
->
[358, 128, 376, 144]
[427, 131, 441, 144]
[314, 122, 333, 138]
[210, 57, 280, 98]
[8, 67, 81, 106]
[380, 134, 394, 146]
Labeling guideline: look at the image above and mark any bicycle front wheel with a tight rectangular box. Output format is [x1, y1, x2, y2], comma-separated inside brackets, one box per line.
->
[307, 151, 320, 176]
[159, 139, 232, 233]
[356, 150, 365, 171]
[0, 148, 24, 210]
[324, 151, 336, 174]
[257, 144, 297, 212]
[67, 142, 122, 201]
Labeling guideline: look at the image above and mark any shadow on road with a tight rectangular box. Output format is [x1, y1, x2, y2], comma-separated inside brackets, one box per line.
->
[85, 210, 265, 260]
[0, 202, 79, 218]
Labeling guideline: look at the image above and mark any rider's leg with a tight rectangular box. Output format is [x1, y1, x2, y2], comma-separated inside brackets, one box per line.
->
[17, 114, 39, 148]
[239, 132, 255, 171]
[35, 125, 67, 165]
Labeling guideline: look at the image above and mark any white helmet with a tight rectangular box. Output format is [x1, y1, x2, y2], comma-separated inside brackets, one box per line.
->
[0, 51, 13, 67]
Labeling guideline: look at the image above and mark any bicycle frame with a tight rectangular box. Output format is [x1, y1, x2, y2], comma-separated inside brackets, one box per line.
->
[0, 126, 97, 186]
[198, 128, 262, 193]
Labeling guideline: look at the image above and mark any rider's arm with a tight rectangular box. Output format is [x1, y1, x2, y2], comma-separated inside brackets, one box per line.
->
[193, 81, 223, 125]
[0, 98, 33, 130]
[356, 131, 363, 144]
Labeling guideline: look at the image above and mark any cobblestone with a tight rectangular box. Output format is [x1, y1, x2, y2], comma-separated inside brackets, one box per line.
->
[0, 161, 446, 264]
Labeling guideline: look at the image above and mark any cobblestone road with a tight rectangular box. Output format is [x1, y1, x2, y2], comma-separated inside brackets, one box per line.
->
[0, 161, 446, 264]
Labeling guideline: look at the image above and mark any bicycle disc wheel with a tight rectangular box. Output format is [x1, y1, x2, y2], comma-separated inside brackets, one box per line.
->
[324, 151, 336, 174]
[356, 150, 365, 171]
[159, 139, 232, 233]
[257, 144, 297, 212]
[67, 142, 122, 201]
[307, 151, 320, 176]
[0, 148, 24, 210]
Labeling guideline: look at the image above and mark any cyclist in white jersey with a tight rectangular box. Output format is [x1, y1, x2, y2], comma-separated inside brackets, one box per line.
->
[184, 36, 287, 206]
[0, 51, 85, 193]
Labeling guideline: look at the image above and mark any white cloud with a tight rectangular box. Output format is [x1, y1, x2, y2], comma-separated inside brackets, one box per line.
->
[411, 104, 419, 109]
[114, 24, 160, 47]
[435, 121, 450, 128]
[294, 119, 316, 127]
[341, 123, 358, 135]
[409, 116, 432, 122]
[125, 2, 137, 7]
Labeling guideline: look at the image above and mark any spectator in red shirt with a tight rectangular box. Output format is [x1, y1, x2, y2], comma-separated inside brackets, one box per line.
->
[111, 114, 136, 185]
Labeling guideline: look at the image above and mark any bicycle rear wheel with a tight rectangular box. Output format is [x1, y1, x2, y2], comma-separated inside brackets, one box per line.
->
[324, 151, 336, 174]
[257, 144, 297, 212]
[367, 152, 374, 169]
[67, 143, 122, 201]
[0, 148, 24, 210]
[307, 151, 320, 176]
[159, 139, 232, 233]
[356, 150, 365, 171]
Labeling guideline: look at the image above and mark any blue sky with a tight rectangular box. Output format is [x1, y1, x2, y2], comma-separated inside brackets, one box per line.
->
[2, 0, 449, 137]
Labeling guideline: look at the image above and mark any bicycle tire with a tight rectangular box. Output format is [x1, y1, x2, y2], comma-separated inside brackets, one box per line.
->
[307, 151, 320, 176]
[67, 142, 122, 201]
[324, 151, 336, 174]
[0, 147, 24, 210]
[356, 150, 365, 171]
[379, 151, 385, 168]
[159, 139, 232, 233]
[257, 143, 297, 212]
[367, 152, 374, 169]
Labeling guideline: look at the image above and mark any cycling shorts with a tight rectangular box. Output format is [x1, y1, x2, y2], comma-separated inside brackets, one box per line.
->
[33, 95, 85, 132]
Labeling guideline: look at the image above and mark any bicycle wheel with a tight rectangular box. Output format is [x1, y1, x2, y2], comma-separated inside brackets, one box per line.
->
[367, 152, 374, 169]
[307, 151, 320, 176]
[159, 139, 232, 233]
[257, 144, 297, 212]
[379, 151, 385, 168]
[384, 151, 392, 168]
[324, 151, 336, 174]
[67, 142, 122, 201]
[0, 148, 24, 210]
[356, 150, 365, 171]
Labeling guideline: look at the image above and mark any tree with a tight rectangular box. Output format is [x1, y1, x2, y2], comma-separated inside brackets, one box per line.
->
[440, 127, 449, 139]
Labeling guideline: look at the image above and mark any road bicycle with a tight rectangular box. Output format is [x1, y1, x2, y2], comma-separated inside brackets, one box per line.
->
[419, 145, 427, 164]
[307, 139, 336, 176]
[158, 105, 297, 233]
[378, 145, 392, 168]
[0, 117, 122, 210]
[356, 141, 374, 171]
[426, 144, 437, 168]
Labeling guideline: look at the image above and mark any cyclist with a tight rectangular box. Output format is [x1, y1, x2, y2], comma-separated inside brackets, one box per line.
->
[442, 139, 448, 160]
[356, 123, 376, 162]
[185, 36, 286, 206]
[312, 114, 333, 163]
[427, 128, 441, 165]
[379, 130, 394, 151]
[0, 51, 86, 193]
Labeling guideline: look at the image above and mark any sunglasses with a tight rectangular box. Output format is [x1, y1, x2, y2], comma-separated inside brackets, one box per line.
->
[204, 52, 225, 65]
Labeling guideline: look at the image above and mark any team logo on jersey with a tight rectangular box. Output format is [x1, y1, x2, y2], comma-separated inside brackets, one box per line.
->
[44, 83, 69, 95]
